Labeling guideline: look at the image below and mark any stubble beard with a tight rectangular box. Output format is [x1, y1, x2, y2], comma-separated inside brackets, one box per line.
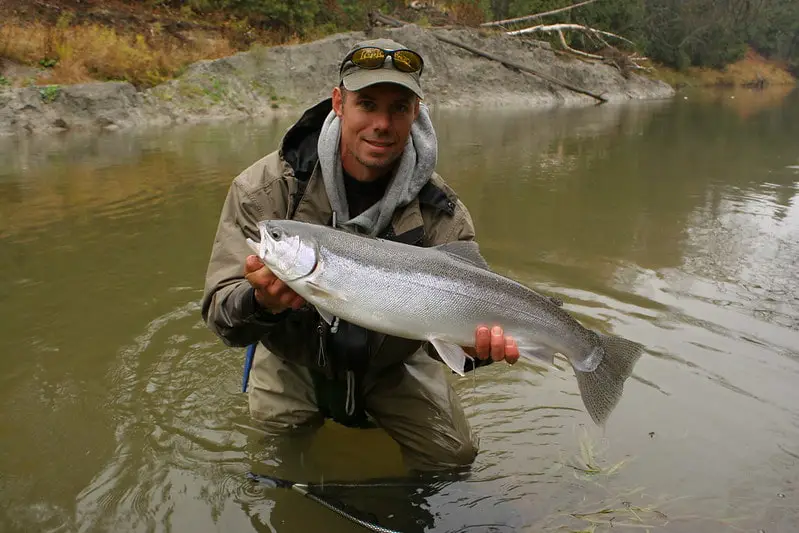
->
[351, 146, 401, 171]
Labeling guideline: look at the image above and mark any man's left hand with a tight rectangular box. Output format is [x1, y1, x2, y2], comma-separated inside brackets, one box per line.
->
[465, 326, 520, 365]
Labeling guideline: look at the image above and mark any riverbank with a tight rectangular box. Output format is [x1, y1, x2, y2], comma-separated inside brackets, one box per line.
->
[0, 23, 675, 137]
[651, 48, 796, 90]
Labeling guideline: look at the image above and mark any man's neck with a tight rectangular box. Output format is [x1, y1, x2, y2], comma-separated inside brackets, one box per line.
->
[341, 152, 392, 183]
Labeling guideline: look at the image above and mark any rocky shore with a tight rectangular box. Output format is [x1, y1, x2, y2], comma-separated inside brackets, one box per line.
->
[0, 24, 674, 137]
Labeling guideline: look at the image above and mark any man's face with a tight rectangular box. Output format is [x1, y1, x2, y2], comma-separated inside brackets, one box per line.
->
[332, 83, 420, 180]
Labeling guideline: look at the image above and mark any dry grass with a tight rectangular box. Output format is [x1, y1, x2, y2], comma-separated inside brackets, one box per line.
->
[0, 18, 237, 87]
[650, 48, 796, 88]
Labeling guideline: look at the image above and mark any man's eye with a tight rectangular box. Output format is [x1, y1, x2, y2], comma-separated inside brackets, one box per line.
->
[358, 100, 376, 111]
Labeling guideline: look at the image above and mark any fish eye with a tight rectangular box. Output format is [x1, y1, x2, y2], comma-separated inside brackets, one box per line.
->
[270, 230, 281, 241]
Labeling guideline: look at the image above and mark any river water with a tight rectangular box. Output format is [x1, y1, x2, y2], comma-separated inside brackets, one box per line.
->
[1, 88, 798, 533]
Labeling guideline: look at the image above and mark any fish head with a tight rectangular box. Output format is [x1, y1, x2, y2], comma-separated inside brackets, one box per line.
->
[250, 220, 318, 282]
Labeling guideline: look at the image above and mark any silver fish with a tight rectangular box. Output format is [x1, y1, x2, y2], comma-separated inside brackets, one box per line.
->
[247, 220, 644, 425]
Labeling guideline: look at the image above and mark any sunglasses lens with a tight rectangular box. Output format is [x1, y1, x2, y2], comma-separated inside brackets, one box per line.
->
[392, 50, 423, 73]
[351, 47, 386, 69]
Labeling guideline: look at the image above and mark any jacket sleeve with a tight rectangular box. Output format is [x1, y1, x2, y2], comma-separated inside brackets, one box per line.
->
[200, 170, 321, 362]
[200, 174, 279, 347]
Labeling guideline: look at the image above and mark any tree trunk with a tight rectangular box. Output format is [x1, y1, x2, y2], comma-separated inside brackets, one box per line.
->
[490, 0, 511, 22]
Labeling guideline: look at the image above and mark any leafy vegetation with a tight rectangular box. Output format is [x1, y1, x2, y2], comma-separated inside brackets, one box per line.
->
[486, 0, 798, 74]
[150, 0, 399, 34]
[39, 84, 60, 103]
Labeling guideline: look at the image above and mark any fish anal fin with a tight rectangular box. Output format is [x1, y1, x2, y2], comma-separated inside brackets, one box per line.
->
[429, 337, 471, 377]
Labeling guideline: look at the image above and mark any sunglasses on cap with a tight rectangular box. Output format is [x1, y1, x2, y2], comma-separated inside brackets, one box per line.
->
[339, 47, 424, 75]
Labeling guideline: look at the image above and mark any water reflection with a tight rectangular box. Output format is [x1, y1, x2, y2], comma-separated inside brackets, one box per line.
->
[1, 89, 799, 532]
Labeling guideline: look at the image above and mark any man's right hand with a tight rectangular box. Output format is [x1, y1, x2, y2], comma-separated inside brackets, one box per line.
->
[244, 255, 305, 313]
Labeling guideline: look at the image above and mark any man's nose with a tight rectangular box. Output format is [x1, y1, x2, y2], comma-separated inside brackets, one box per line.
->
[371, 109, 392, 132]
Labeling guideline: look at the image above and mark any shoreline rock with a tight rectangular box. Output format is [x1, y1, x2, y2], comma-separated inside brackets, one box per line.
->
[0, 25, 675, 137]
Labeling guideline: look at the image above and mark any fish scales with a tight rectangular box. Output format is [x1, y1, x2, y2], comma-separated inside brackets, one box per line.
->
[314, 232, 585, 359]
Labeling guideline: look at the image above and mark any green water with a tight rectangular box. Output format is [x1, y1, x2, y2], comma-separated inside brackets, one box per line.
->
[1, 88, 797, 532]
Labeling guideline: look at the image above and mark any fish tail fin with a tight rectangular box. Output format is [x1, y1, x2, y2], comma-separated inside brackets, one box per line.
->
[574, 334, 643, 426]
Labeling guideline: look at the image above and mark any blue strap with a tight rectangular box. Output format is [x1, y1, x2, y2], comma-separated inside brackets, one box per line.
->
[242, 343, 256, 392]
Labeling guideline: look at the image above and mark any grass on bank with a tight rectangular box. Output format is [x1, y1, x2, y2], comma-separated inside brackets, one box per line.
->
[0, 18, 239, 87]
[649, 48, 796, 88]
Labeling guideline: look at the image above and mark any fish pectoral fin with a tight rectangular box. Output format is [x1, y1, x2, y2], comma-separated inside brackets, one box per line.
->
[304, 280, 348, 302]
[316, 307, 336, 325]
[429, 338, 471, 377]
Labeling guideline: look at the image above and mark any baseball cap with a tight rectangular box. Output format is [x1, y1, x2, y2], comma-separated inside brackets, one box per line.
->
[338, 38, 425, 99]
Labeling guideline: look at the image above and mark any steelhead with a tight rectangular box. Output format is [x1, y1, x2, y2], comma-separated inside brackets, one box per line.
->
[246, 220, 644, 425]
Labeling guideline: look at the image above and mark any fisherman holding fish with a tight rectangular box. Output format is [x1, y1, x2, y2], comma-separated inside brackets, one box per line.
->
[202, 38, 643, 473]
[201, 38, 520, 470]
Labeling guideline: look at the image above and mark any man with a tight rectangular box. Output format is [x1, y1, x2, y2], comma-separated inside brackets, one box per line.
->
[201, 38, 519, 471]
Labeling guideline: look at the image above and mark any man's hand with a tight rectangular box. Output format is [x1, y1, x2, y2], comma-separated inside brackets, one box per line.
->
[466, 326, 520, 365]
[244, 255, 305, 313]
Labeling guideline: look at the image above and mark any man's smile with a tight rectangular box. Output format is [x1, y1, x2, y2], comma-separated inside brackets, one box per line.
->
[363, 139, 394, 148]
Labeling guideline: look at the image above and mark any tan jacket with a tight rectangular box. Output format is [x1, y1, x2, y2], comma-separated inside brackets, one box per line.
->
[201, 99, 477, 376]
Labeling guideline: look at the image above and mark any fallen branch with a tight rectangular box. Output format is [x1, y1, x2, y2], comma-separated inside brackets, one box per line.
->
[480, 0, 601, 28]
[508, 23, 636, 47]
[431, 33, 608, 103]
[368, 10, 405, 28]
[508, 22, 647, 75]
[367, 9, 608, 103]
[367, 10, 464, 31]
[556, 29, 603, 59]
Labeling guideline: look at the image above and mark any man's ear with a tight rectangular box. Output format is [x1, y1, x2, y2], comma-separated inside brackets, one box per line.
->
[332, 86, 344, 118]
[413, 97, 421, 120]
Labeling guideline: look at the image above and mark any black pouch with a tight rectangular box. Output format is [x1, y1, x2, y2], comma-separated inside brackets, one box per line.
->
[311, 318, 374, 428]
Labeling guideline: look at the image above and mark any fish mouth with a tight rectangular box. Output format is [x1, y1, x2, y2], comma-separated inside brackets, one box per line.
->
[245, 236, 267, 259]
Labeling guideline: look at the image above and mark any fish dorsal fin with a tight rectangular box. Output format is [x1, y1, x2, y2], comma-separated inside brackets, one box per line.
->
[435, 241, 563, 308]
[434, 241, 490, 270]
